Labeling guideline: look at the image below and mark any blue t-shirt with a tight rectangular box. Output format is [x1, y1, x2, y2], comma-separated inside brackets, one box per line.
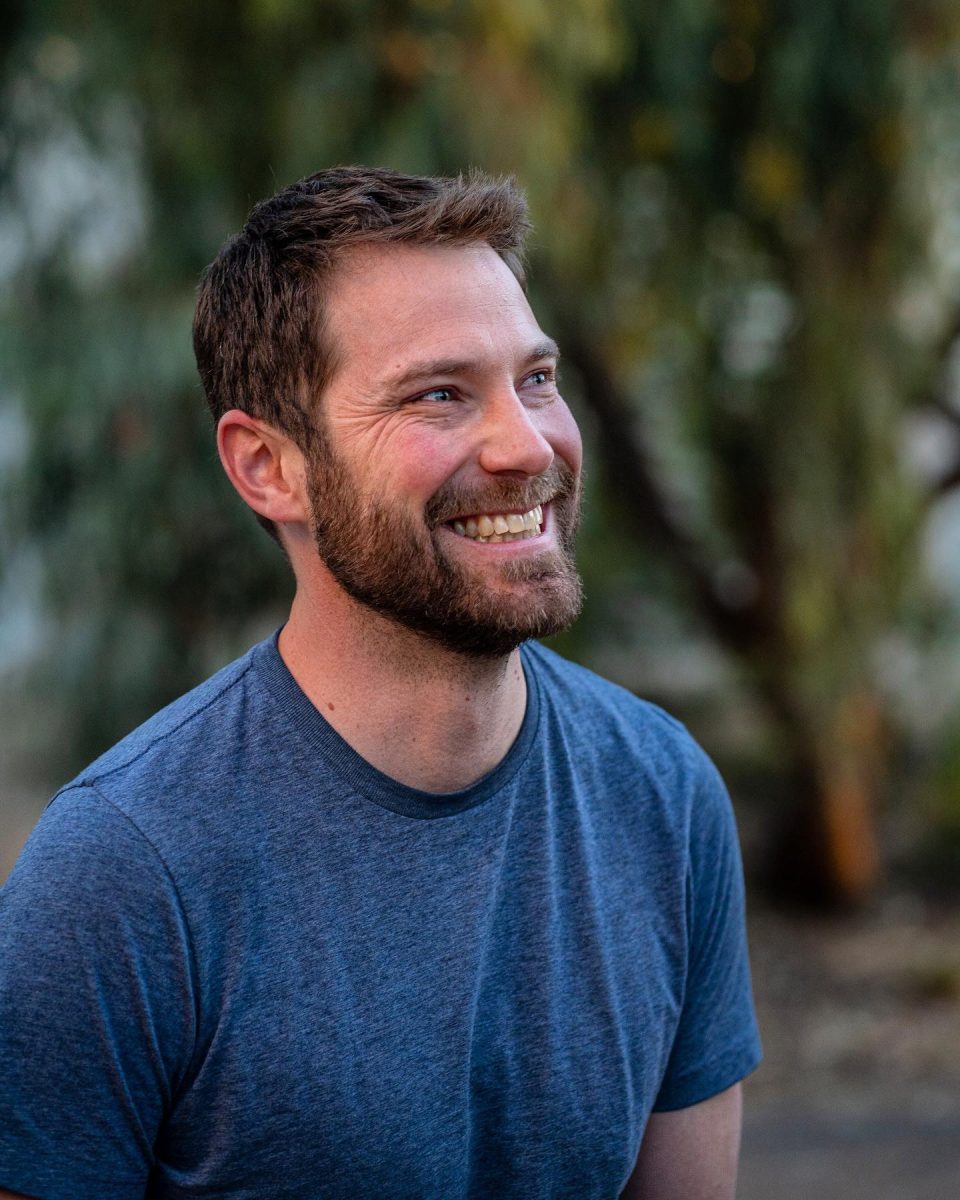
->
[0, 636, 760, 1199]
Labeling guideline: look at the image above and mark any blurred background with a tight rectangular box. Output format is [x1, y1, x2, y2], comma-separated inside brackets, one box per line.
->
[1, 1, 959, 1195]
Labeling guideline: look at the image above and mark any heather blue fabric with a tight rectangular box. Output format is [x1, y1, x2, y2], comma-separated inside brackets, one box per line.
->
[0, 635, 760, 1200]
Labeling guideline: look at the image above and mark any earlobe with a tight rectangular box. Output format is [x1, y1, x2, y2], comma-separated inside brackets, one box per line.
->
[216, 409, 310, 527]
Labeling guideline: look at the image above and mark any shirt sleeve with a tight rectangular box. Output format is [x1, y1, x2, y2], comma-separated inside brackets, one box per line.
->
[0, 785, 197, 1200]
[652, 751, 762, 1111]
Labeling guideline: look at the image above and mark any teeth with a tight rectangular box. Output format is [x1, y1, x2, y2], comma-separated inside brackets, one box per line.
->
[448, 505, 545, 541]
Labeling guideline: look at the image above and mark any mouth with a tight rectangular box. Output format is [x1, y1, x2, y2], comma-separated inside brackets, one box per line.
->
[445, 504, 544, 544]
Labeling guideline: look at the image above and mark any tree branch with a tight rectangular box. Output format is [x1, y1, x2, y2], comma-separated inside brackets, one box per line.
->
[557, 320, 768, 661]
[929, 460, 960, 498]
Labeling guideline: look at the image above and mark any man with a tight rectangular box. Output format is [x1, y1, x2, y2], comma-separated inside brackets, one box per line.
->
[0, 167, 760, 1199]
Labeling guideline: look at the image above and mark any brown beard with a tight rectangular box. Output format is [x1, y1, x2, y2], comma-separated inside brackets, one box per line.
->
[304, 427, 583, 658]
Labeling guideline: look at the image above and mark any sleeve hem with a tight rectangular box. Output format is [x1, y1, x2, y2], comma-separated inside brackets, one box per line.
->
[0, 1169, 146, 1200]
[652, 1039, 763, 1113]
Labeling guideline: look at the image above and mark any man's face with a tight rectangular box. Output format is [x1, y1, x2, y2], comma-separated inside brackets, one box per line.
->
[303, 242, 584, 657]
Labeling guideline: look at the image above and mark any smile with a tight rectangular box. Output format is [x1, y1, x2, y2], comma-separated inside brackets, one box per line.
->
[446, 505, 543, 543]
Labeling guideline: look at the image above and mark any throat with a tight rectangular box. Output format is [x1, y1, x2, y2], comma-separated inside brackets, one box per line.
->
[349, 657, 528, 793]
[280, 602, 527, 793]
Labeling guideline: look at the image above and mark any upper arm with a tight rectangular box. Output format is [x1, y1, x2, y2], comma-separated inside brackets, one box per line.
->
[621, 1083, 743, 1200]
[652, 750, 761, 1112]
[0, 788, 195, 1199]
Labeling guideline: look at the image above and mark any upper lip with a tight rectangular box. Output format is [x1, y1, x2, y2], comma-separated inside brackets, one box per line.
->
[439, 500, 549, 525]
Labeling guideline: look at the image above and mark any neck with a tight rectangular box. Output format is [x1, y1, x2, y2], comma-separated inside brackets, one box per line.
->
[278, 586, 528, 793]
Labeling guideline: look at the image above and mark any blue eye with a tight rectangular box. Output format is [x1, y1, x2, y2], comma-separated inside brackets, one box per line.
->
[419, 387, 455, 403]
[525, 368, 557, 390]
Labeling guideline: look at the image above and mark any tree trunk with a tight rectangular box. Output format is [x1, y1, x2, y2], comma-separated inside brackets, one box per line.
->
[558, 319, 891, 910]
[767, 691, 885, 909]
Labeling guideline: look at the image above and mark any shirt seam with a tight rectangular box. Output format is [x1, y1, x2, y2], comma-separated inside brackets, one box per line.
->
[73, 659, 256, 789]
[260, 644, 545, 821]
[660, 1029, 762, 1089]
[56, 782, 205, 1103]
[652, 1033, 763, 1111]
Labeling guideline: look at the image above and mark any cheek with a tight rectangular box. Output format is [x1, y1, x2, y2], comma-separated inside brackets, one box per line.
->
[389, 427, 469, 496]
[547, 400, 584, 476]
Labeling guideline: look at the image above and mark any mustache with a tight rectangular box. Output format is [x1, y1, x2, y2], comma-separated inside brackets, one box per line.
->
[425, 460, 579, 527]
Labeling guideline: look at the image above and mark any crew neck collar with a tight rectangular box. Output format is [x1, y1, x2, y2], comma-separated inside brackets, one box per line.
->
[252, 630, 542, 820]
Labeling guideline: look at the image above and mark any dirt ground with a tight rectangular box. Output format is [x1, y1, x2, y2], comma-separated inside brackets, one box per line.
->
[739, 892, 960, 1199]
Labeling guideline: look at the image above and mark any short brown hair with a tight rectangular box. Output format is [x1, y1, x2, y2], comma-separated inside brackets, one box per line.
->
[193, 165, 531, 447]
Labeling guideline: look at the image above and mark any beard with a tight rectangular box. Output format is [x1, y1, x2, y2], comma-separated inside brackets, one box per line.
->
[304, 431, 583, 658]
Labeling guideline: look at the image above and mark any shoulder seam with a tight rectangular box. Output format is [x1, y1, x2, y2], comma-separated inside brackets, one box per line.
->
[56, 782, 204, 1075]
[77, 658, 257, 788]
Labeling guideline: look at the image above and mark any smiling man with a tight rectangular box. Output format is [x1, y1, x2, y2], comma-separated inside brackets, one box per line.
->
[0, 167, 760, 1200]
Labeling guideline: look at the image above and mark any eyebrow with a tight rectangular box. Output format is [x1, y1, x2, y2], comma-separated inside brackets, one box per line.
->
[381, 338, 561, 394]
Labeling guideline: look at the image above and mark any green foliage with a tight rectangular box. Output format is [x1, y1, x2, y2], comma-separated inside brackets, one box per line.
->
[2, 0, 959, 899]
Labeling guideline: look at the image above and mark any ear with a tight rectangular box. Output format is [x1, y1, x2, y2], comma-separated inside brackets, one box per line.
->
[216, 410, 310, 527]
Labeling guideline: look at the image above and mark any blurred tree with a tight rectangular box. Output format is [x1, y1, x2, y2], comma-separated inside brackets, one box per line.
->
[547, 0, 960, 907]
[2, 0, 960, 905]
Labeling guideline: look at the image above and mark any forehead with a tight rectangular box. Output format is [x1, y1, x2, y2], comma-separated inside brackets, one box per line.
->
[322, 242, 548, 389]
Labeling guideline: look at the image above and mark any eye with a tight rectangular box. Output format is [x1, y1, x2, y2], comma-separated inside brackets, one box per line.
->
[523, 367, 558, 392]
[416, 386, 457, 403]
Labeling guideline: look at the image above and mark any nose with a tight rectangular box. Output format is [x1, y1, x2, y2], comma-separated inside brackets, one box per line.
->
[476, 389, 555, 478]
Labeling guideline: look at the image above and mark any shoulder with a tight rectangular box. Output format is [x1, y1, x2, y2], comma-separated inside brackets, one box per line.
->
[2, 784, 176, 915]
[36, 636, 279, 867]
[523, 639, 690, 735]
[73, 643, 262, 788]
[521, 641, 738, 869]
[522, 640, 717, 793]
[5, 640, 280, 950]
